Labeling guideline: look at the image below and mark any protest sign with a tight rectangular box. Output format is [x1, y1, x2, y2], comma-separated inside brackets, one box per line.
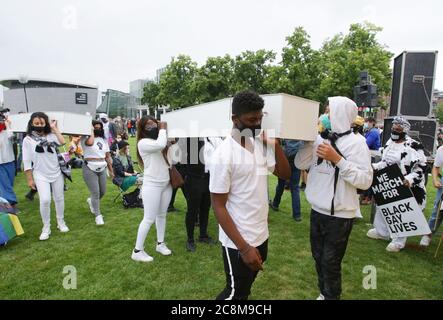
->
[371, 164, 431, 238]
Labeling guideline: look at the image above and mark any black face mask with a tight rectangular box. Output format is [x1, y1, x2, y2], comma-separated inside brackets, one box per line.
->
[236, 119, 262, 137]
[101, 118, 108, 123]
[145, 127, 159, 139]
[31, 125, 45, 133]
[94, 129, 104, 137]
[391, 130, 406, 142]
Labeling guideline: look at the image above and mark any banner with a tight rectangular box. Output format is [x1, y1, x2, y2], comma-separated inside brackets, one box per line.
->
[371, 164, 431, 238]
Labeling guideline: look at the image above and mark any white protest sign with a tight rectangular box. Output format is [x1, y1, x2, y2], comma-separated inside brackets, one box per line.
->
[371, 164, 431, 238]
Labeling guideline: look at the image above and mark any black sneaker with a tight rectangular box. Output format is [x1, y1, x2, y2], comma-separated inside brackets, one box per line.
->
[198, 236, 216, 245]
[186, 240, 196, 252]
[268, 200, 279, 211]
[25, 190, 36, 201]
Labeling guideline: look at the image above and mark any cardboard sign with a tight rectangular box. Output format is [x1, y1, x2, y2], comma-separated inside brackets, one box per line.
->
[371, 164, 431, 238]
[8, 112, 92, 136]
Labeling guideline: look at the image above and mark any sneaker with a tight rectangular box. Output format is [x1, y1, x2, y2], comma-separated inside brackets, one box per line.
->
[316, 293, 325, 300]
[386, 241, 404, 253]
[95, 214, 105, 226]
[366, 228, 389, 240]
[293, 216, 302, 222]
[420, 235, 432, 247]
[86, 198, 94, 215]
[25, 190, 36, 201]
[156, 242, 172, 256]
[39, 226, 51, 241]
[268, 200, 279, 212]
[57, 220, 70, 233]
[198, 236, 216, 244]
[186, 240, 196, 252]
[131, 250, 153, 262]
[300, 182, 306, 191]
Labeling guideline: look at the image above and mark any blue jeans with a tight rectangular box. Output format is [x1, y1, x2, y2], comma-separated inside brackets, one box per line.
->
[272, 161, 301, 219]
[429, 176, 443, 234]
[0, 161, 17, 205]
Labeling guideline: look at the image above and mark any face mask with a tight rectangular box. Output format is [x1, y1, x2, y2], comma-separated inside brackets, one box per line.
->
[391, 130, 406, 141]
[31, 125, 45, 133]
[94, 129, 104, 137]
[236, 119, 262, 137]
[318, 114, 332, 132]
[101, 118, 108, 123]
[0, 123, 5, 132]
[145, 127, 159, 139]
[363, 123, 369, 130]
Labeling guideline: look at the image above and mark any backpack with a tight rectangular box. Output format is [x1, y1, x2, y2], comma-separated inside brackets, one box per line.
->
[122, 188, 143, 208]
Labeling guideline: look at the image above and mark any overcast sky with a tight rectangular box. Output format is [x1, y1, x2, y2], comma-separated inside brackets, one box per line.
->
[1, 0, 442, 103]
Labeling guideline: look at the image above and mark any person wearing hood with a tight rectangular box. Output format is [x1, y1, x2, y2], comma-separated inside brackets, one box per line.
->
[367, 116, 427, 252]
[295, 97, 373, 300]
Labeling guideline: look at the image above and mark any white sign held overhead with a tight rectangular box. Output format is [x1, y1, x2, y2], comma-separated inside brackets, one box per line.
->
[161, 93, 320, 140]
[8, 112, 92, 136]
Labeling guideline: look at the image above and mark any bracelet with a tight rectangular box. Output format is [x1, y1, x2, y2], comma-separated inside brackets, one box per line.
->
[239, 244, 252, 256]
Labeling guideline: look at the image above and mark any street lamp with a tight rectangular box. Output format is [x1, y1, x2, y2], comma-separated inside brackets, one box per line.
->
[18, 75, 29, 113]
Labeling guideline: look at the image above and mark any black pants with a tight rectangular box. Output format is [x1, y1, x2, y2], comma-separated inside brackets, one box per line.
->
[310, 209, 354, 300]
[184, 175, 210, 241]
[216, 240, 268, 300]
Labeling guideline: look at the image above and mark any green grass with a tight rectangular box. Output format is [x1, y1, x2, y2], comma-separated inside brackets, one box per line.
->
[0, 137, 442, 300]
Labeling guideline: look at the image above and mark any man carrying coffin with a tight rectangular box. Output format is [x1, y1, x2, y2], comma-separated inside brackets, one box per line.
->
[367, 116, 427, 252]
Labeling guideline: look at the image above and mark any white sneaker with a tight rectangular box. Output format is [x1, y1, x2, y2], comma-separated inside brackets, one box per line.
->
[86, 198, 95, 215]
[57, 220, 70, 233]
[420, 235, 432, 247]
[39, 226, 51, 241]
[386, 241, 403, 252]
[316, 294, 325, 300]
[95, 214, 105, 226]
[367, 228, 389, 240]
[131, 250, 153, 262]
[156, 242, 172, 256]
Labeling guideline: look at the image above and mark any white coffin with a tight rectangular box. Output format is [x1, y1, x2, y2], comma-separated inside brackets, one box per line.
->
[161, 93, 319, 141]
[8, 112, 92, 135]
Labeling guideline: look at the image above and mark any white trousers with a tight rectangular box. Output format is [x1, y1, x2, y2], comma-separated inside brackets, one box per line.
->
[34, 173, 65, 228]
[135, 181, 172, 251]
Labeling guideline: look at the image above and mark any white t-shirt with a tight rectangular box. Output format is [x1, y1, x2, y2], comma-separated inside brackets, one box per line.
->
[103, 122, 110, 141]
[81, 137, 110, 159]
[209, 135, 276, 249]
[22, 133, 62, 182]
[0, 130, 15, 164]
[434, 145, 443, 169]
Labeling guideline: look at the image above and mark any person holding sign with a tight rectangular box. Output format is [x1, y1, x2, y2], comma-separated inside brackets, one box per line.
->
[367, 116, 427, 252]
[295, 97, 373, 300]
[22, 112, 69, 240]
[420, 144, 443, 247]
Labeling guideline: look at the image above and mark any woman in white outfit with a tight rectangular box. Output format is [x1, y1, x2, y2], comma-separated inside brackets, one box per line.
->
[23, 112, 68, 240]
[81, 120, 114, 226]
[132, 116, 173, 262]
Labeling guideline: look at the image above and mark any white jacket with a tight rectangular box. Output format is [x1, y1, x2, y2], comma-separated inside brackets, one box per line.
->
[295, 97, 373, 219]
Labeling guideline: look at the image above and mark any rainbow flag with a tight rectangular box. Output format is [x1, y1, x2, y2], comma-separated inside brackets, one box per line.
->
[0, 213, 24, 246]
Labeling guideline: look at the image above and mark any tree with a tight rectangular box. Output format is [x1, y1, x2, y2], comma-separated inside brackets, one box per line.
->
[141, 81, 161, 115]
[194, 55, 235, 103]
[231, 49, 276, 94]
[436, 102, 443, 124]
[318, 22, 393, 107]
[157, 55, 199, 109]
[278, 27, 323, 100]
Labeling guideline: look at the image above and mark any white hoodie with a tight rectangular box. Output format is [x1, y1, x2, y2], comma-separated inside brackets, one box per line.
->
[295, 97, 373, 219]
